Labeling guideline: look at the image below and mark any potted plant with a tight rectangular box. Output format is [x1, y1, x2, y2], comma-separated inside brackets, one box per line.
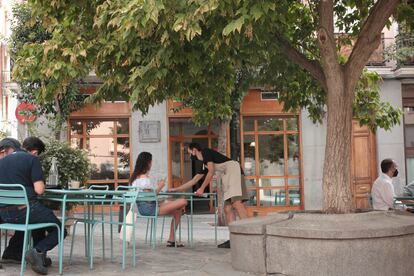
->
[39, 139, 91, 211]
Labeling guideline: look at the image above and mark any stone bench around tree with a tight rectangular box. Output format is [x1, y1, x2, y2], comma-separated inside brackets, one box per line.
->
[230, 211, 414, 276]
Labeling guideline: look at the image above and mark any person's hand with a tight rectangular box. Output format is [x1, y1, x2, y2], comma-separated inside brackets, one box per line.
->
[195, 187, 205, 196]
[157, 180, 165, 190]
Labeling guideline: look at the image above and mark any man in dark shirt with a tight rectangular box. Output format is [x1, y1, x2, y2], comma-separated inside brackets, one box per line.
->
[0, 137, 63, 275]
[171, 142, 249, 248]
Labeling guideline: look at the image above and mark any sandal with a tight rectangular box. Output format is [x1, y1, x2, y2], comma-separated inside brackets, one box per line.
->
[166, 241, 184, 247]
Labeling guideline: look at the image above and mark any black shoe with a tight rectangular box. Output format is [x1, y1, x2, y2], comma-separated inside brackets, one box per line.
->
[1, 254, 51, 266]
[43, 255, 52, 267]
[25, 249, 48, 275]
[217, 240, 231, 248]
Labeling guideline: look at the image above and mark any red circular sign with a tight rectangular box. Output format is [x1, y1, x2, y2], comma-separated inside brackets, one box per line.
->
[15, 102, 37, 123]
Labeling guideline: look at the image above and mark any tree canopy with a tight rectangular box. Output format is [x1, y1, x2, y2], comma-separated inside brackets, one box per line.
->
[12, 0, 414, 212]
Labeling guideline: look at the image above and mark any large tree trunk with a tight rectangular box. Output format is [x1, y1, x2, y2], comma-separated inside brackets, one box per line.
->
[322, 72, 354, 213]
[216, 119, 230, 225]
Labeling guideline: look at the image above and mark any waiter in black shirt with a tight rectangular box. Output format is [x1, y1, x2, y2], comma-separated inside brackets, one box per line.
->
[171, 142, 249, 248]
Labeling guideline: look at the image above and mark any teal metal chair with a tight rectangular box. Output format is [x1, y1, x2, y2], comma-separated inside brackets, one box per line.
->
[95, 185, 140, 270]
[69, 185, 109, 264]
[0, 184, 62, 276]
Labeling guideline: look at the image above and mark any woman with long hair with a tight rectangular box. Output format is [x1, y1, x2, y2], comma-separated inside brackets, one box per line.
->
[130, 152, 187, 247]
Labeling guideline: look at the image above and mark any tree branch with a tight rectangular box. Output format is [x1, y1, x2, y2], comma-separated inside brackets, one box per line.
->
[345, 0, 399, 91]
[317, 1, 340, 82]
[276, 33, 327, 92]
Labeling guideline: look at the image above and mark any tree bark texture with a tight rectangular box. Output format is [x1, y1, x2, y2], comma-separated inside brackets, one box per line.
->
[216, 119, 230, 225]
[322, 73, 354, 213]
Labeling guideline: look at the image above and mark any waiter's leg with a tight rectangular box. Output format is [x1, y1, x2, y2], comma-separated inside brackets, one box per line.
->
[232, 200, 249, 219]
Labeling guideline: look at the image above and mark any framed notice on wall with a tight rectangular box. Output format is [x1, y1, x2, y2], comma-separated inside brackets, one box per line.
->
[139, 121, 161, 143]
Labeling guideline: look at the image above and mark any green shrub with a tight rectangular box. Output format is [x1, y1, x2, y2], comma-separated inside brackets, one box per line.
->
[40, 139, 90, 189]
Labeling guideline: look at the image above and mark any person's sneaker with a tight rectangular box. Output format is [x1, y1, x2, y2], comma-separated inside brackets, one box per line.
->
[217, 240, 231, 248]
[25, 249, 48, 275]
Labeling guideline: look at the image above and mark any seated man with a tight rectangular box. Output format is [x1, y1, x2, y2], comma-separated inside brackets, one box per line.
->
[0, 137, 65, 275]
[1, 137, 51, 266]
[371, 158, 399, 210]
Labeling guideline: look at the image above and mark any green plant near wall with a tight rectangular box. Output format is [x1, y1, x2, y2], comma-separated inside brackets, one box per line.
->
[40, 139, 90, 189]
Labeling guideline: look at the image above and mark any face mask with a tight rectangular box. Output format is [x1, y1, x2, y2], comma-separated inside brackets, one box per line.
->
[393, 169, 399, 177]
[190, 155, 198, 161]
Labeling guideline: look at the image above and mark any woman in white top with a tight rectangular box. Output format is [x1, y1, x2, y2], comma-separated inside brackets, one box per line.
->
[130, 152, 187, 247]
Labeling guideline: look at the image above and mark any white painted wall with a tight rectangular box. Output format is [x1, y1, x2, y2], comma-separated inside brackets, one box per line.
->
[376, 80, 406, 195]
[301, 110, 326, 210]
[131, 102, 169, 186]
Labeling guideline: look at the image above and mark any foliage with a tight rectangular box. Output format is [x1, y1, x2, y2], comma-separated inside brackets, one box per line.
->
[10, 0, 414, 212]
[9, 2, 85, 137]
[12, 1, 410, 130]
[40, 139, 90, 189]
[353, 70, 402, 131]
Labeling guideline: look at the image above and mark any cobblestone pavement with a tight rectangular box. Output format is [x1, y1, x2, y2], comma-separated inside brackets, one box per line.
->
[1, 214, 259, 276]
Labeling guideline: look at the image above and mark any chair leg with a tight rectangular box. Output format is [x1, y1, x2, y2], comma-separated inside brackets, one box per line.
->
[56, 225, 62, 275]
[132, 213, 136, 268]
[69, 221, 79, 264]
[90, 223, 99, 270]
[101, 209, 105, 260]
[20, 230, 29, 276]
[152, 218, 157, 249]
[110, 205, 114, 261]
[145, 218, 150, 244]
[160, 216, 166, 242]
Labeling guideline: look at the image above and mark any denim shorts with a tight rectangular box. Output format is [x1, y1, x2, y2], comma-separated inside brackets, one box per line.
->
[137, 201, 157, 216]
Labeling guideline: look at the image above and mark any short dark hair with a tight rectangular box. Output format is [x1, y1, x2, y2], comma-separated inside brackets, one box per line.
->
[22, 137, 46, 155]
[0, 137, 21, 151]
[188, 142, 202, 151]
[381, 159, 394, 173]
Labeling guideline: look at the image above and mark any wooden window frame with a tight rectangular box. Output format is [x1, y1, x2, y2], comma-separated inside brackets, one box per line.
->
[240, 114, 304, 213]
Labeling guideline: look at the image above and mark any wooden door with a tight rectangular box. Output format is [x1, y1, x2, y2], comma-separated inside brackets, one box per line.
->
[351, 121, 377, 209]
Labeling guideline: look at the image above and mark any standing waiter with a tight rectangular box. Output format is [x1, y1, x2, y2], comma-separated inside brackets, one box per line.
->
[186, 142, 249, 248]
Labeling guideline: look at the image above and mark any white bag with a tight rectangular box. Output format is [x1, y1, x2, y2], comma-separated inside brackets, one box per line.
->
[119, 206, 135, 243]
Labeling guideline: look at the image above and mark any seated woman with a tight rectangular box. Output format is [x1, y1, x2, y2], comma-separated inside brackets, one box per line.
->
[131, 151, 187, 247]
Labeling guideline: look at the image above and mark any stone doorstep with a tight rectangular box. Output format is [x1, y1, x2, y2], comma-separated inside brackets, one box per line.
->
[229, 213, 291, 235]
[265, 211, 414, 239]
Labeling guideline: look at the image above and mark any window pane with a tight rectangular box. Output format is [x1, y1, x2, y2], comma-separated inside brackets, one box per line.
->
[243, 117, 255, 132]
[246, 189, 257, 206]
[259, 189, 286, 207]
[407, 158, 414, 184]
[117, 138, 130, 179]
[287, 117, 298, 131]
[117, 119, 129, 135]
[171, 141, 181, 179]
[182, 121, 208, 136]
[244, 178, 256, 188]
[70, 138, 83, 149]
[70, 120, 83, 135]
[287, 134, 300, 175]
[87, 138, 115, 180]
[257, 117, 283, 131]
[259, 178, 284, 187]
[405, 125, 414, 147]
[243, 135, 256, 176]
[288, 178, 300, 186]
[288, 188, 301, 206]
[87, 120, 114, 136]
[169, 119, 182, 136]
[258, 135, 284, 176]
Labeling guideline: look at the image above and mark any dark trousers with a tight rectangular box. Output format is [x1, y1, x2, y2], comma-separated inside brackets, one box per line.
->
[0, 201, 65, 254]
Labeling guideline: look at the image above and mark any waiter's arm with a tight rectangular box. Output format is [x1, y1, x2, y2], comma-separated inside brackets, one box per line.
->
[195, 162, 214, 195]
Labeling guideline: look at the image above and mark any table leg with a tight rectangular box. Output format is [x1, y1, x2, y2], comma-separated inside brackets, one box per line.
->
[190, 195, 193, 248]
[59, 195, 67, 275]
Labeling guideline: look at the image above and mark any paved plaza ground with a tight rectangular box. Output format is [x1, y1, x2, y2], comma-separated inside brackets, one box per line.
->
[1, 214, 259, 276]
